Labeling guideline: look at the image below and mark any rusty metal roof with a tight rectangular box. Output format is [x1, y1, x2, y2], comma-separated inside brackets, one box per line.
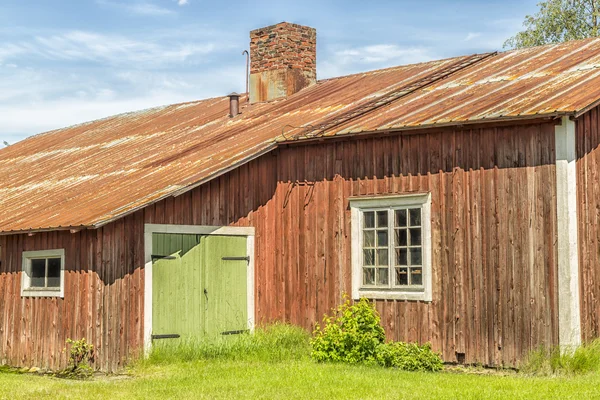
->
[2, 38, 600, 233]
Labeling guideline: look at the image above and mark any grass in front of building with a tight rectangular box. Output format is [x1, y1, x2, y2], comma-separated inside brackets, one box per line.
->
[2, 358, 600, 400]
[2, 324, 600, 399]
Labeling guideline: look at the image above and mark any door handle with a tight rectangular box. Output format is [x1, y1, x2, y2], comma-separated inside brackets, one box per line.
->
[204, 288, 208, 302]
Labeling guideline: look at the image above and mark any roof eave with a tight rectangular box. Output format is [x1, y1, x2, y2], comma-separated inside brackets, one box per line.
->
[279, 112, 571, 145]
[0, 225, 93, 236]
[574, 99, 600, 119]
[87, 142, 279, 230]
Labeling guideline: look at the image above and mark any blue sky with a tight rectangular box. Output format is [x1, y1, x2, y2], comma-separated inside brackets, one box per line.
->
[0, 0, 538, 144]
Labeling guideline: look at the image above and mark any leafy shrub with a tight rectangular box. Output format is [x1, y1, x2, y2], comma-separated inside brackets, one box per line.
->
[522, 339, 600, 375]
[146, 323, 310, 364]
[376, 342, 443, 372]
[311, 297, 385, 364]
[311, 296, 443, 371]
[59, 338, 94, 379]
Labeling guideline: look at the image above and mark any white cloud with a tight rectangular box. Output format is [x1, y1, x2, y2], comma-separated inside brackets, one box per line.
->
[0, 62, 245, 144]
[335, 44, 433, 64]
[96, 0, 175, 16]
[177, 0, 189, 5]
[0, 43, 28, 63]
[319, 44, 438, 79]
[0, 30, 219, 67]
[464, 32, 481, 41]
[0, 23, 245, 143]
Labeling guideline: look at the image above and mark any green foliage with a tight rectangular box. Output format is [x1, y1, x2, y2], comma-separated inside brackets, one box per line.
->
[376, 342, 444, 372]
[521, 339, 600, 375]
[0, 365, 19, 374]
[505, 0, 600, 49]
[311, 297, 385, 364]
[58, 338, 94, 379]
[145, 323, 310, 364]
[311, 296, 443, 371]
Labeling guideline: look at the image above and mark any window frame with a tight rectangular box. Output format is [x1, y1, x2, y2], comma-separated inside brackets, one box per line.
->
[21, 249, 65, 298]
[350, 193, 432, 302]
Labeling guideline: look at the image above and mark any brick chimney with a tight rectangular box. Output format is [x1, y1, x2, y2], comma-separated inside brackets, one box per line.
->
[249, 22, 316, 103]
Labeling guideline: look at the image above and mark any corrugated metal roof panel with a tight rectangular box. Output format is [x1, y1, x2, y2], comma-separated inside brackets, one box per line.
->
[1, 38, 600, 233]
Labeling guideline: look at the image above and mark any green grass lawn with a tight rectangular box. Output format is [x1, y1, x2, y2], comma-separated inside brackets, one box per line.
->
[4, 322, 600, 400]
[2, 360, 600, 400]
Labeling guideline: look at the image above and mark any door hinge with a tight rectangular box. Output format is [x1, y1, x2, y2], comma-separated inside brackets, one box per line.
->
[221, 256, 250, 262]
[151, 254, 177, 261]
[151, 334, 180, 340]
[221, 329, 249, 336]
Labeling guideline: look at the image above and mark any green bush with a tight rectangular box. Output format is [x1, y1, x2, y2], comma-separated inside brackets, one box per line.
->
[311, 297, 385, 364]
[522, 339, 600, 375]
[311, 296, 443, 371]
[376, 342, 443, 372]
[146, 323, 311, 364]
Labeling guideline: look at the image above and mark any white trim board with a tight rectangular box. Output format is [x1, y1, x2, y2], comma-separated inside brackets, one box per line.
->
[144, 224, 255, 239]
[143, 224, 256, 355]
[555, 116, 582, 349]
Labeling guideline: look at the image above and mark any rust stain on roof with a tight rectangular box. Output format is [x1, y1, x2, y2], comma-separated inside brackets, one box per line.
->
[1, 38, 600, 233]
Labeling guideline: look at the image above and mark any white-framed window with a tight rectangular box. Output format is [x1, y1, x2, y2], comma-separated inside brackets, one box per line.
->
[21, 249, 65, 298]
[350, 193, 432, 301]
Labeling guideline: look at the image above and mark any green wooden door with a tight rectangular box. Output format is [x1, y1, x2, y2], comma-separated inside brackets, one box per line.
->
[152, 233, 205, 341]
[203, 235, 248, 337]
[152, 233, 248, 342]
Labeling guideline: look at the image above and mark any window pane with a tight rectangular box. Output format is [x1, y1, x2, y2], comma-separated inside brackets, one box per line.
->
[377, 268, 389, 285]
[363, 212, 375, 228]
[395, 229, 407, 246]
[47, 258, 61, 288]
[363, 230, 375, 247]
[30, 259, 45, 288]
[363, 268, 375, 285]
[410, 248, 422, 265]
[409, 228, 421, 246]
[411, 268, 423, 286]
[377, 249, 388, 266]
[409, 208, 421, 227]
[363, 249, 375, 266]
[396, 248, 408, 266]
[396, 267, 408, 285]
[377, 230, 388, 247]
[376, 211, 388, 228]
[395, 209, 407, 227]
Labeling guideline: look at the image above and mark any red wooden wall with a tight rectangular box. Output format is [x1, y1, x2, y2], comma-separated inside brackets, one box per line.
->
[0, 120, 560, 370]
[0, 215, 145, 371]
[577, 105, 600, 342]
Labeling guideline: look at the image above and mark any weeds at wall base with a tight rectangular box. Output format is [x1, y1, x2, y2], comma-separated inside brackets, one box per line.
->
[54, 338, 95, 380]
[521, 339, 600, 376]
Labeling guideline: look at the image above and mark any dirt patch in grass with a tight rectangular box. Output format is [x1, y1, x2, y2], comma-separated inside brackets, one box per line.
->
[443, 364, 518, 376]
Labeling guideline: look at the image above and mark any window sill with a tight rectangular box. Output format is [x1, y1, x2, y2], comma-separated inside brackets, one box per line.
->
[21, 288, 63, 298]
[356, 288, 431, 302]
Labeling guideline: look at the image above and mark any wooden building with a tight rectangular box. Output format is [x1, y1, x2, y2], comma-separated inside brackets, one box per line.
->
[2, 22, 600, 371]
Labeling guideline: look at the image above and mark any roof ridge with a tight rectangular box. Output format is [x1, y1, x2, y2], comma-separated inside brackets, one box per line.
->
[501, 36, 600, 54]
[16, 96, 233, 145]
[316, 54, 468, 83]
[316, 37, 600, 85]
[301, 51, 497, 138]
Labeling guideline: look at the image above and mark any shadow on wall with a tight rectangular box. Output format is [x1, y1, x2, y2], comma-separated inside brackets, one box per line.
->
[0, 121, 560, 287]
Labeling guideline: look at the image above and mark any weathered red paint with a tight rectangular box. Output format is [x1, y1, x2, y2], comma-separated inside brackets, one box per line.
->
[0, 120, 561, 370]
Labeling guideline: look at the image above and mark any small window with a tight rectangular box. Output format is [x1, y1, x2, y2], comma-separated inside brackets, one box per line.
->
[350, 194, 432, 301]
[21, 249, 65, 297]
